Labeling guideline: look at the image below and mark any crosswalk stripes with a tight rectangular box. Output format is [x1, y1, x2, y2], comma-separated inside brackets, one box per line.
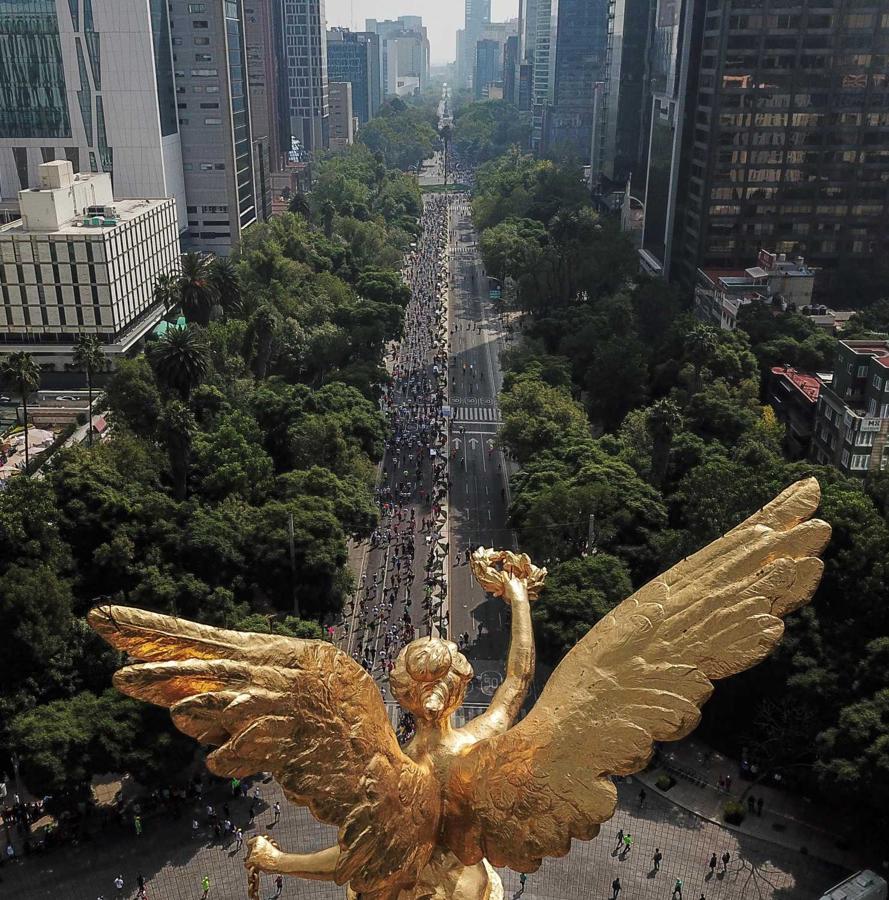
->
[454, 406, 501, 422]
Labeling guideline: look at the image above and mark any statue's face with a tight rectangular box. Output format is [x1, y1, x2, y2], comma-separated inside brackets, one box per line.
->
[389, 638, 474, 722]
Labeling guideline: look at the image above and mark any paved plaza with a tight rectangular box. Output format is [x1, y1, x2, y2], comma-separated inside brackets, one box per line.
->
[0, 774, 845, 900]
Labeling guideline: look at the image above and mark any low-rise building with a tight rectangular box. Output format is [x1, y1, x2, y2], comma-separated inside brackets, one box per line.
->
[768, 366, 821, 460]
[800, 306, 856, 334]
[694, 251, 817, 331]
[811, 339, 889, 475]
[0, 160, 178, 371]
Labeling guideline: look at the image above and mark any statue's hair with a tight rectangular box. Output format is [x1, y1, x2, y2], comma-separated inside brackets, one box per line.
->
[390, 639, 474, 720]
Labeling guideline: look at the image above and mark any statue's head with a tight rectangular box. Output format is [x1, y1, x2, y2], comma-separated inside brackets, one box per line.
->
[389, 638, 474, 722]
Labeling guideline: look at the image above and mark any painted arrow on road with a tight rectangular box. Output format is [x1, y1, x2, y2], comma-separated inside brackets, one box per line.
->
[469, 438, 479, 450]
[452, 437, 462, 450]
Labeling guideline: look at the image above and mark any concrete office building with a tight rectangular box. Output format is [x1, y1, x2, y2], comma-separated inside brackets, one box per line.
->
[639, 0, 889, 291]
[366, 17, 430, 96]
[326, 28, 381, 125]
[0, 160, 178, 369]
[547, 0, 608, 156]
[0, 0, 186, 226]
[244, 0, 289, 178]
[169, 0, 257, 254]
[283, 0, 329, 153]
[328, 82, 354, 150]
[475, 40, 502, 100]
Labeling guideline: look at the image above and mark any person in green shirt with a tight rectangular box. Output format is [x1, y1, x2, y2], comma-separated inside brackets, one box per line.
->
[201, 875, 210, 899]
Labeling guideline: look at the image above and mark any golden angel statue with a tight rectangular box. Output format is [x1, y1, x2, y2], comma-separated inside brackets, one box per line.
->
[89, 478, 829, 900]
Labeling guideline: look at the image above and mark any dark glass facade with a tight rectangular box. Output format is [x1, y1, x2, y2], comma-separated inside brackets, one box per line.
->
[475, 39, 501, 100]
[225, 3, 256, 228]
[150, 0, 178, 137]
[0, 0, 70, 139]
[326, 30, 381, 125]
[644, 0, 889, 290]
[548, 0, 609, 155]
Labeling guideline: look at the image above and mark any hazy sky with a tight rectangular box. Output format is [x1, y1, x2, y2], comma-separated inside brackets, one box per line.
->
[324, 0, 520, 64]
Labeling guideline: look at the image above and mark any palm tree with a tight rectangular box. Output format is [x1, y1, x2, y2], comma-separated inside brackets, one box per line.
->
[320, 200, 336, 240]
[249, 303, 281, 379]
[0, 352, 41, 474]
[73, 334, 104, 446]
[288, 192, 311, 218]
[208, 256, 242, 319]
[148, 326, 210, 400]
[177, 252, 218, 326]
[684, 324, 720, 394]
[160, 400, 196, 501]
[152, 272, 180, 316]
[646, 398, 683, 489]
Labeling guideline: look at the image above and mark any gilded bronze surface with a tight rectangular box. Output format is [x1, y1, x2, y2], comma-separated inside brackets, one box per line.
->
[89, 477, 830, 900]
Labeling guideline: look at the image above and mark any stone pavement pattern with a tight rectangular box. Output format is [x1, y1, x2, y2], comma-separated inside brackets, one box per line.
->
[0, 777, 844, 900]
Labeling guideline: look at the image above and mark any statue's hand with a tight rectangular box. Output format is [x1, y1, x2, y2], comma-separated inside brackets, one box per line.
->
[245, 835, 283, 874]
[470, 548, 547, 601]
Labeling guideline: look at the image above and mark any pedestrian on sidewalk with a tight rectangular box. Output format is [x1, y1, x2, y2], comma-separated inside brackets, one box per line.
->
[672, 878, 683, 900]
[621, 832, 633, 856]
[709, 853, 717, 874]
[721, 851, 730, 871]
[192, 817, 200, 838]
[273, 874, 284, 898]
[201, 874, 210, 899]
[114, 874, 124, 897]
[615, 828, 624, 849]
[519, 873, 527, 891]
[134, 814, 142, 836]
[653, 848, 663, 872]
[639, 788, 647, 807]
[235, 827, 244, 851]
[273, 801, 281, 823]
[612, 877, 622, 899]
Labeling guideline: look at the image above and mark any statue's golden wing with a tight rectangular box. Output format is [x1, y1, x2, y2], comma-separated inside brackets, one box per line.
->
[444, 478, 830, 872]
[88, 606, 440, 895]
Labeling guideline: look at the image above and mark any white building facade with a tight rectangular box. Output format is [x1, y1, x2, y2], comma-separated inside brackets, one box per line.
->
[0, 161, 179, 370]
[0, 0, 186, 226]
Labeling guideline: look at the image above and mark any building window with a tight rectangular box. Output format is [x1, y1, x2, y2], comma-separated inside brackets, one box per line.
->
[875, 375, 884, 390]
[851, 454, 869, 471]
[841, 449, 850, 467]
[204, 117, 221, 125]
[193, 20, 209, 29]
[195, 53, 213, 62]
[194, 36, 210, 45]
[188, 3, 207, 10]
[858, 365, 868, 377]
[856, 431, 876, 447]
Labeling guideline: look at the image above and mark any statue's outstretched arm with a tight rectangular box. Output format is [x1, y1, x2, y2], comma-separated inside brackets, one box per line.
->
[246, 837, 340, 882]
[460, 571, 535, 742]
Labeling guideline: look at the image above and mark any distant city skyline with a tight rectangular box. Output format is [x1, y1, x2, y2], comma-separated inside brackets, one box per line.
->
[325, 0, 518, 63]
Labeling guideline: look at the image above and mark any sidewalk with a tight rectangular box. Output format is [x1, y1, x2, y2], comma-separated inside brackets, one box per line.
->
[636, 737, 862, 870]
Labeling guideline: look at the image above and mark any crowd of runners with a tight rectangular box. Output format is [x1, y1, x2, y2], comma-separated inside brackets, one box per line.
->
[334, 194, 455, 704]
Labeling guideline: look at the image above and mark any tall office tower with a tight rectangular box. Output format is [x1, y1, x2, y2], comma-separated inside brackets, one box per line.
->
[328, 82, 354, 150]
[530, 0, 558, 151]
[503, 34, 520, 104]
[0, 0, 186, 225]
[599, 0, 653, 184]
[283, 0, 329, 153]
[244, 0, 289, 177]
[462, 0, 492, 90]
[366, 17, 430, 95]
[169, 0, 257, 254]
[516, 0, 538, 111]
[640, 0, 889, 291]
[547, 0, 608, 156]
[326, 28, 381, 125]
[456, 29, 468, 89]
[475, 40, 502, 100]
